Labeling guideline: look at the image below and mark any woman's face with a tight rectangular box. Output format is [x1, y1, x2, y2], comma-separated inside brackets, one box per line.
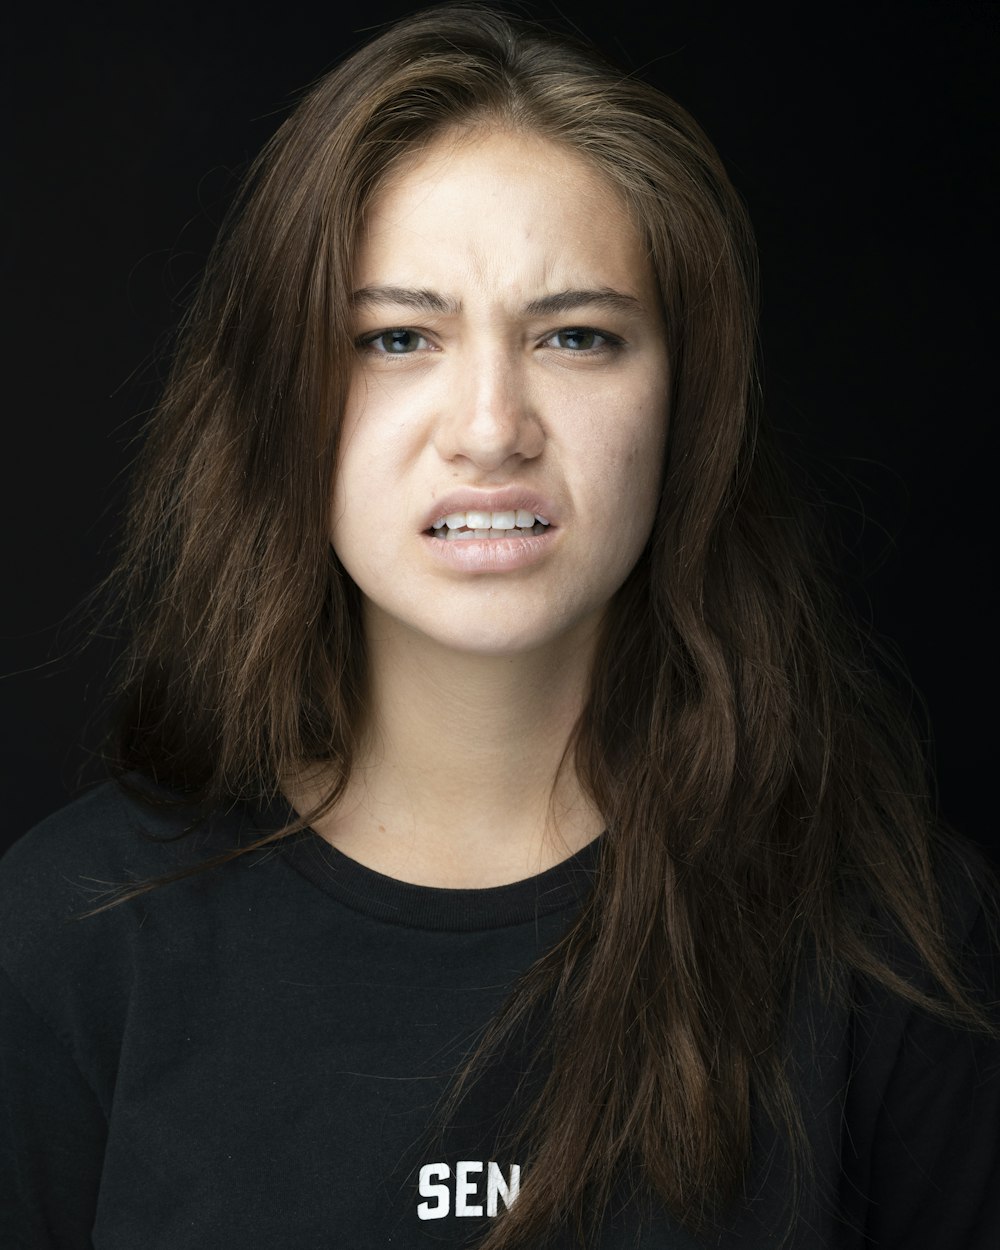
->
[331, 127, 670, 658]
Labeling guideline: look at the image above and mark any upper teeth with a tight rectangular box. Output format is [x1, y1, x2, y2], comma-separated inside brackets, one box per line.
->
[432, 509, 549, 530]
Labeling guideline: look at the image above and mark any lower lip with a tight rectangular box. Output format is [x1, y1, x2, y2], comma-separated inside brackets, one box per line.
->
[420, 529, 556, 572]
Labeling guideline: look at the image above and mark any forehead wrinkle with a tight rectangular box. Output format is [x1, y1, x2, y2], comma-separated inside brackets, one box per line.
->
[464, 233, 515, 300]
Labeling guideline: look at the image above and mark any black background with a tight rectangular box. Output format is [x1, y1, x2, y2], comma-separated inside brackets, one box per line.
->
[4, 1, 997, 863]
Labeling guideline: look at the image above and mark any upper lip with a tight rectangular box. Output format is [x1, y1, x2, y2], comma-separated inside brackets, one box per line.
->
[420, 488, 558, 532]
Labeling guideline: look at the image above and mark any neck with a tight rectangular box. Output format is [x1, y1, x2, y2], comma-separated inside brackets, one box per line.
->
[289, 617, 605, 887]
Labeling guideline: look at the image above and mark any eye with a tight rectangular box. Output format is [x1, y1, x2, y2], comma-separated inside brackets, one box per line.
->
[358, 328, 431, 355]
[541, 327, 621, 353]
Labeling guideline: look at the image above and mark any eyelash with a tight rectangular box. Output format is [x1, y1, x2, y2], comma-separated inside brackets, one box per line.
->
[355, 326, 624, 357]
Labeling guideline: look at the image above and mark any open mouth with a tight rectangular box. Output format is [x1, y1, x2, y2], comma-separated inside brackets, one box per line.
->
[428, 509, 552, 540]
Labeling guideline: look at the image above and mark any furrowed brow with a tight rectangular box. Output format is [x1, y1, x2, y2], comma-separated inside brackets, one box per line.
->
[350, 285, 645, 318]
[522, 289, 644, 317]
[350, 285, 461, 315]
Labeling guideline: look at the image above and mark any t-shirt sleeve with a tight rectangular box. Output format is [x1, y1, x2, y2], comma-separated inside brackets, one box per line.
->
[0, 965, 106, 1249]
[848, 869, 1000, 1248]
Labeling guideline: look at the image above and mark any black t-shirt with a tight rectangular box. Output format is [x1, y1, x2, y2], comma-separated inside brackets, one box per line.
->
[1, 779, 998, 1248]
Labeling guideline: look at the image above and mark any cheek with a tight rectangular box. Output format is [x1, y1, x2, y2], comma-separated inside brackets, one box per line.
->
[587, 392, 668, 523]
[328, 450, 354, 555]
[605, 409, 668, 582]
[328, 397, 419, 581]
[328, 388, 390, 546]
[328, 393, 361, 539]
[629, 377, 670, 492]
[328, 415, 379, 567]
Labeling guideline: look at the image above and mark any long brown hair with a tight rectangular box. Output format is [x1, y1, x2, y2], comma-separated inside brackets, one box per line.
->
[91, 4, 993, 1244]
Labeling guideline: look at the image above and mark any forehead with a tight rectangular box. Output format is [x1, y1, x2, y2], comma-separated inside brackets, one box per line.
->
[353, 127, 656, 303]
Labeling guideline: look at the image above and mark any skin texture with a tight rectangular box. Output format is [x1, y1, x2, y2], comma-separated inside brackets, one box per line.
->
[334, 127, 670, 660]
[296, 128, 671, 886]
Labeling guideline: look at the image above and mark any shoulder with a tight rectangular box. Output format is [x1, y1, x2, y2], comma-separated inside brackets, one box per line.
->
[1, 782, 144, 934]
[847, 834, 999, 1040]
[3, 779, 145, 880]
[932, 833, 998, 935]
[839, 838, 1000, 1244]
[0, 777, 224, 923]
[907, 833, 997, 1002]
[0, 777, 251, 1028]
[936, 836, 1000, 1015]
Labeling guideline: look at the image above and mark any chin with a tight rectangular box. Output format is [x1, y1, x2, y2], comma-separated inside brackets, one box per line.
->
[428, 625, 566, 658]
[421, 607, 604, 661]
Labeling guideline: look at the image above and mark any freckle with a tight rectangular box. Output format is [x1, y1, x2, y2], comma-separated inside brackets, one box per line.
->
[378, 824, 386, 833]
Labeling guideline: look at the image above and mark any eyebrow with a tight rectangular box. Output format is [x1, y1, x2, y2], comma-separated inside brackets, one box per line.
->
[350, 284, 644, 317]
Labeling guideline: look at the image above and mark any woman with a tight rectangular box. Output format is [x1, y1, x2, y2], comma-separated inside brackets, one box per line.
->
[2, 5, 997, 1247]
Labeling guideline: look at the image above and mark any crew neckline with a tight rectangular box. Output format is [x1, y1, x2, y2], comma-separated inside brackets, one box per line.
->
[254, 794, 604, 932]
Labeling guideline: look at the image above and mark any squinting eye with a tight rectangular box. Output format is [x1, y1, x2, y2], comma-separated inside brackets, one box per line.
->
[363, 329, 429, 354]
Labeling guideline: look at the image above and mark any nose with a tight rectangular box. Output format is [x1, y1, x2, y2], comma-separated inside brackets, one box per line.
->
[433, 348, 544, 471]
